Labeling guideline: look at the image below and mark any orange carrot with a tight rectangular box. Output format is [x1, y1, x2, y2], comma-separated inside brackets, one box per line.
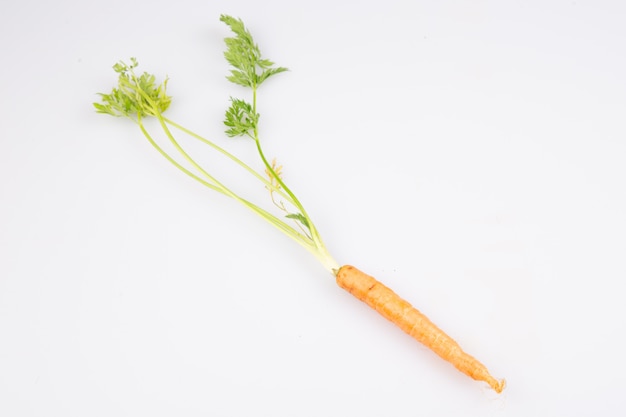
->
[336, 265, 505, 393]
[96, 16, 505, 395]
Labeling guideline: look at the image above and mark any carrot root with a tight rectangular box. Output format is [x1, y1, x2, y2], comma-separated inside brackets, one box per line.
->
[336, 265, 505, 393]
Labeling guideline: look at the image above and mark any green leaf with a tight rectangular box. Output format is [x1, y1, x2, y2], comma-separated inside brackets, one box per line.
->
[93, 101, 117, 116]
[226, 70, 252, 88]
[93, 59, 171, 118]
[286, 213, 310, 230]
[258, 67, 288, 85]
[224, 97, 259, 137]
[220, 14, 288, 88]
[257, 59, 274, 69]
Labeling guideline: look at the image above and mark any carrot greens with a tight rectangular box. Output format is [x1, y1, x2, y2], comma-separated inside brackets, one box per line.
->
[94, 15, 338, 273]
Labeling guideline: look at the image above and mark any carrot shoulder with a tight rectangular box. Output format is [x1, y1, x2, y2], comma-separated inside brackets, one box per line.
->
[336, 265, 505, 393]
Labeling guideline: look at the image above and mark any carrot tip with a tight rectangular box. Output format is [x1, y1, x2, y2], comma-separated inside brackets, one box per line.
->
[491, 378, 506, 394]
[337, 265, 506, 394]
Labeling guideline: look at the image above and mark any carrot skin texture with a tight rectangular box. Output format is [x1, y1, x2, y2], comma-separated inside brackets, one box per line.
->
[336, 265, 505, 393]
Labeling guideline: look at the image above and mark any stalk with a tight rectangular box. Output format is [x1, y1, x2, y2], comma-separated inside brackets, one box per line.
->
[93, 15, 341, 274]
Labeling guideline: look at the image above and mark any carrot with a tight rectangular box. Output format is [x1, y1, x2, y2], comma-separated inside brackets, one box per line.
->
[336, 265, 505, 393]
[95, 15, 505, 395]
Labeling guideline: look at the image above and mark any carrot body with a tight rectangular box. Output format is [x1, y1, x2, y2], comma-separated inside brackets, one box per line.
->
[336, 265, 505, 393]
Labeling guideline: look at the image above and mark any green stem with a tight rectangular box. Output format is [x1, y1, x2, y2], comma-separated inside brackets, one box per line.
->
[137, 116, 226, 195]
[249, 86, 335, 269]
[137, 107, 324, 262]
[163, 117, 295, 205]
[125, 69, 338, 273]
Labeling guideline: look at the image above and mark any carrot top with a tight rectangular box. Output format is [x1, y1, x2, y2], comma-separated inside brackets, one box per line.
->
[94, 16, 339, 273]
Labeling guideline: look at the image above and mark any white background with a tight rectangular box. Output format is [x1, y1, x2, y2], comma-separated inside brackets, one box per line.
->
[2, 0, 625, 415]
